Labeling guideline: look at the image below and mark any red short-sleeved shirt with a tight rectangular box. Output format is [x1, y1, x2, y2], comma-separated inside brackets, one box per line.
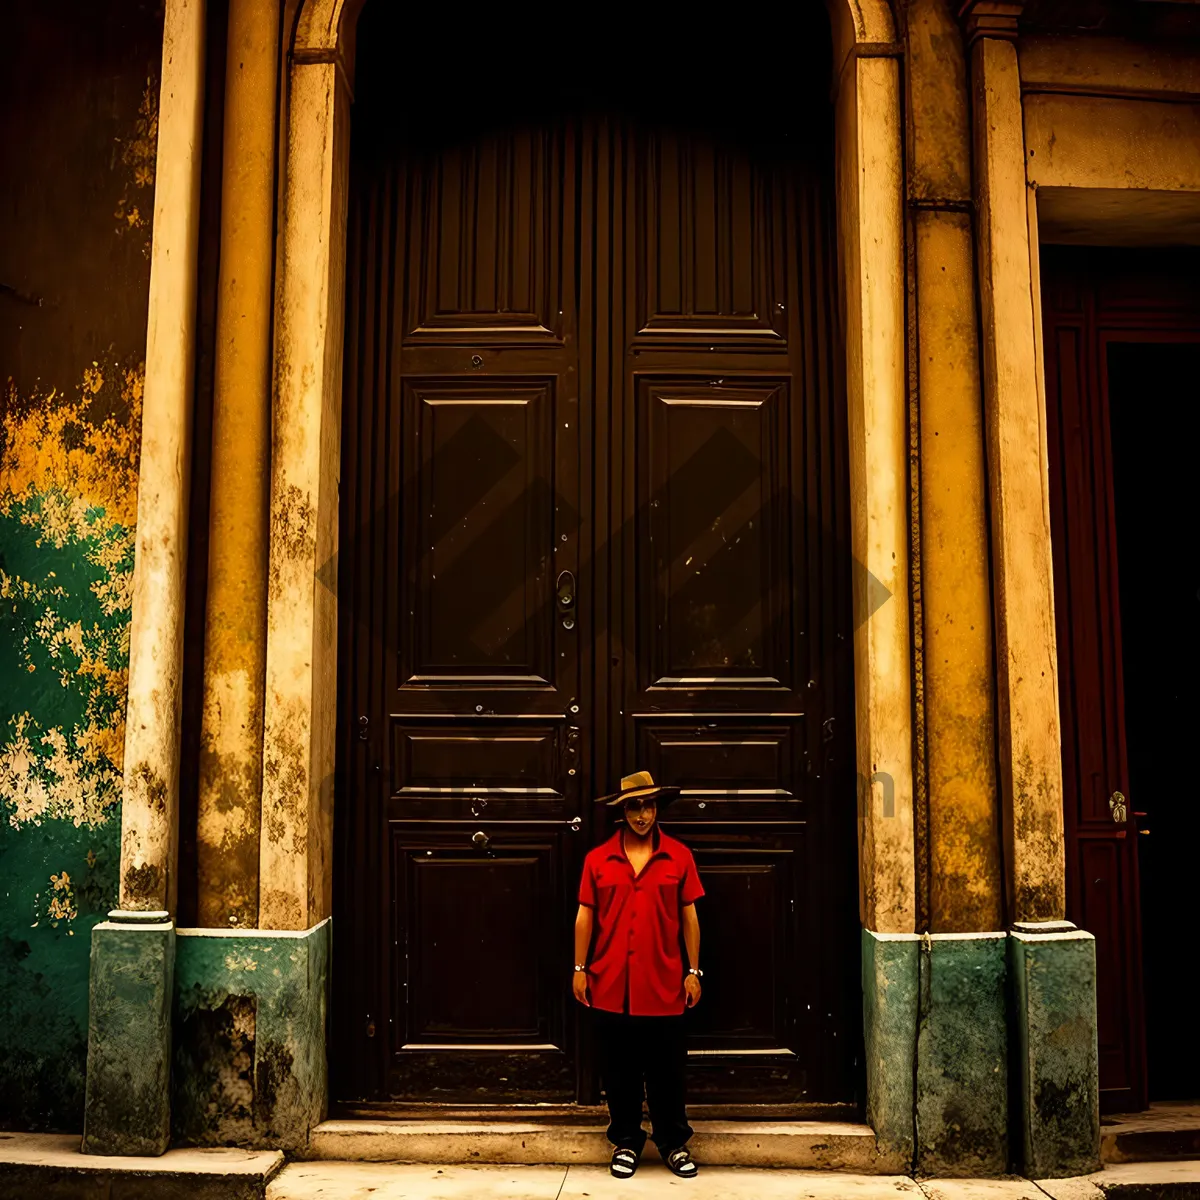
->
[577, 827, 705, 1016]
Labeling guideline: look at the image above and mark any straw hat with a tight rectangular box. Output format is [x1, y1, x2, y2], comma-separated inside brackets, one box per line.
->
[598, 770, 680, 807]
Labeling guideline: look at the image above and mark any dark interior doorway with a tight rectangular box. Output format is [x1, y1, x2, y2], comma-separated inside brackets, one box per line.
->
[1042, 246, 1200, 1111]
[332, 5, 861, 1112]
[1107, 339, 1200, 1102]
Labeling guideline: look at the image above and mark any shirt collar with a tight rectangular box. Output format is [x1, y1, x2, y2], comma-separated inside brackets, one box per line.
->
[607, 825, 664, 861]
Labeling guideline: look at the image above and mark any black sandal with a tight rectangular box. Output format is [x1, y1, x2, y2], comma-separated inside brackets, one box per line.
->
[664, 1146, 698, 1178]
[610, 1147, 639, 1178]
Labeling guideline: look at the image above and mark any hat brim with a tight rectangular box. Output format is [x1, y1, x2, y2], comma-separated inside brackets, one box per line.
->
[600, 785, 680, 807]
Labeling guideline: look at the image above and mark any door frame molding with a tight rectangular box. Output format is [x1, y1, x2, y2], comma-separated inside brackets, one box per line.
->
[258, 0, 914, 936]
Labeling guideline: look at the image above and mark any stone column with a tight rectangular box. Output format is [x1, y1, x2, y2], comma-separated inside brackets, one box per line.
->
[83, 0, 206, 1156]
[829, 2, 916, 1169]
[960, 0, 1099, 1177]
[196, 0, 280, 930]
[836, 40, 916, 941]
[962, 0, 1065, 926]
[259, 23, 352, 932]
[903, 0, 1008, 1176]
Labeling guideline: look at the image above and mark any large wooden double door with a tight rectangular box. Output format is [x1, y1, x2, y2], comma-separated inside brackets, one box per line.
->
[334, 74, 858, 1109]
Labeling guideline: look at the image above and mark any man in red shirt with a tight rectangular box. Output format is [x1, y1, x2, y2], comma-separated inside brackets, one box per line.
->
[573, 771, 704, 1179]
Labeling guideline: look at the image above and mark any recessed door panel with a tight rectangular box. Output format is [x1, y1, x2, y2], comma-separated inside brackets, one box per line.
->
[390, 828, 573, 1101]
[400, 378, 559, 685]
[637, 376, 791, 689]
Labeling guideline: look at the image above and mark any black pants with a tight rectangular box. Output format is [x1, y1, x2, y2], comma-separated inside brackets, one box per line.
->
[593, 1009, 693, 1155]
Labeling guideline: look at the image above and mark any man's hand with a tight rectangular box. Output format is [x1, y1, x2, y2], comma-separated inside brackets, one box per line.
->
[684, 973, 702, 1008]
[572, 970, 591, 1006]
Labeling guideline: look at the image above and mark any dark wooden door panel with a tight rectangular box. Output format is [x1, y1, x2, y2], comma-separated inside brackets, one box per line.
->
[399, 377, 564, 688]
[388, 826, 574, 1101]
[636, 377, 793, 690]
[589, 114, 856, 1103]
[338, 112, 584, 1104]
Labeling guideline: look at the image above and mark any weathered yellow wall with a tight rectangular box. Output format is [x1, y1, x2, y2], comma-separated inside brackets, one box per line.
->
[1022, 35, 1200, 244]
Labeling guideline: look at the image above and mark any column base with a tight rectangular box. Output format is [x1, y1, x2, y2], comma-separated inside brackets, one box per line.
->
[862, 928, 1010, 1176]
[1010, 924, 1101, 1178]
[172, 918, 330, 1153]
[862, 929, 918, 1167]
[915, 932, 1007, 1176]
[82, 911, 176, 1156]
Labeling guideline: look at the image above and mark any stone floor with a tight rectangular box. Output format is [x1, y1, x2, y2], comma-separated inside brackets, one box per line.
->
[267, 1160, 1200, 1200]
[5, 1134, 1200, 1199]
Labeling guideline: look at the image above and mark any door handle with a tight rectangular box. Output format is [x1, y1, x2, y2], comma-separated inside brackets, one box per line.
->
[471, 830, 490, 852]
[562, 725, 580, 777]
[568, 817, 581, 832]
[1108, 791, 1127, 824]
[556, 570, 576, 630]
[556, 570, 575, 608]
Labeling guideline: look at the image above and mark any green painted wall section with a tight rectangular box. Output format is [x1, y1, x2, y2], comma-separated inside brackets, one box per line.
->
[82, 919, 175, 1155]
[1010, 929, 1101, 1178]
[172, 921, 329, 1153]
[915, 933, 1008, 1176]
[861, 929, 918, 1169]
[0, 2, 161, 1131]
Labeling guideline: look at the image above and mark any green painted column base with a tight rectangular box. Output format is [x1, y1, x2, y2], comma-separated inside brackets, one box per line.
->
[82, 911, 176, 1156]
[915, 932, 1007, 1176]
[1010, 923, 1101, 1179]
[862, 929, 918, 1169]
[172, 918, 330, 1153]
[862, 929, 1009, 1176]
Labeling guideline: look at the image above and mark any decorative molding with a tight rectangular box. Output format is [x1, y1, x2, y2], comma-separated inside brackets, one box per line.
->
[958, 0, 1026, 45]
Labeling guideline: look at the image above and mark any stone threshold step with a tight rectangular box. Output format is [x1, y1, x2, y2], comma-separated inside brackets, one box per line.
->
[1102, 1103, 1200, 1164]
[0, 1133, 283, 1200]
[268, 1160, 1200, 1200]
[1040, 1158, 1200, 1198]
[305, 1118, 905, 1172]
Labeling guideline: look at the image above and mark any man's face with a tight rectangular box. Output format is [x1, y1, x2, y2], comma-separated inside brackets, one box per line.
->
[622, 796, 657, 837]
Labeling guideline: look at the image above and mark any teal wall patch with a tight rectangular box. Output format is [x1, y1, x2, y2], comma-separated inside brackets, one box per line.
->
[1010, 927, 1101, 1178]
[915, 932, 1008, 1176]
[172, 920, 329, 1153]
[82, 916, 175, 1155]
[861, 928, 918, 1171]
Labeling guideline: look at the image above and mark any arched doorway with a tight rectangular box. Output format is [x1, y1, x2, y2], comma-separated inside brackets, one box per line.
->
[332, 6, 862, 1110]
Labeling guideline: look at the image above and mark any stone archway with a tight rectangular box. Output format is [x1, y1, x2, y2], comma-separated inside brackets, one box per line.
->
[261, 0, 914, 942]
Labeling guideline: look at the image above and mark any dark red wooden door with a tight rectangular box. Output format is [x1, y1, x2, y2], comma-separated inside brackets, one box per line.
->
[335, 15, 856, 1109]
[584, 118, 857, 1102]
[1042, 247, 1200, 1112]
[338, 120, 585, 1103]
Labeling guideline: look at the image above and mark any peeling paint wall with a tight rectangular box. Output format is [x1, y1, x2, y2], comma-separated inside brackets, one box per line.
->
[0, 1, 162, 1130]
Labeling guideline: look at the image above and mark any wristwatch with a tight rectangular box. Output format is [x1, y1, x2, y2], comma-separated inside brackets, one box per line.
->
[574, 963, 588, 973]
[687, 967, 704, 978]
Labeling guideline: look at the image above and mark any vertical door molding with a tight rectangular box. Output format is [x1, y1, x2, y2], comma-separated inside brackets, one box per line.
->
[833, 13, 917, 935]
[260, 11, 355, 930]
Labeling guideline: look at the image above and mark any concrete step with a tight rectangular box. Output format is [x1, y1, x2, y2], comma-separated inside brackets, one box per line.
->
[1102, 1103, 1200, 1164]
[1040, 1158, 1200, 1198]
[305, 1118, 904, 1172]
[0, 1132, 284, 1200]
